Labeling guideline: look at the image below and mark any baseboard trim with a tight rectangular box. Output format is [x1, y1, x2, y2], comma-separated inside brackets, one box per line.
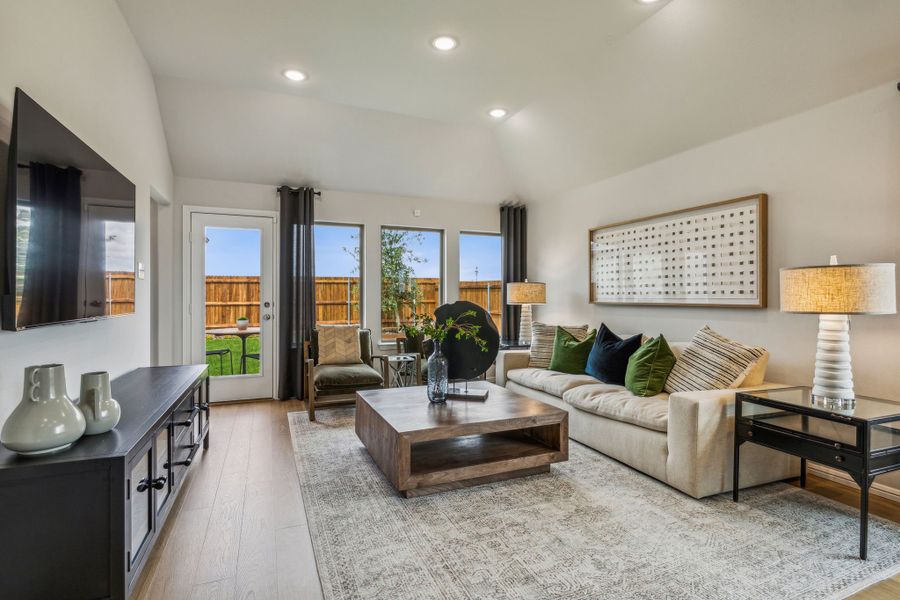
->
[807, 463, 900, 504]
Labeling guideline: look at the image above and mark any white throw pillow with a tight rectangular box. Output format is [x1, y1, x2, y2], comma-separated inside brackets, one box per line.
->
[528, 322, 589, 368]
[664, 326, 766, 393]
[318, 325, 362, 365]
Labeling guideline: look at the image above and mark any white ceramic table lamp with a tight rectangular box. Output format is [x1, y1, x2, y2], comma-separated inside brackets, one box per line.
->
[780, 257, 896, 402]
[506, 280, 546, 345]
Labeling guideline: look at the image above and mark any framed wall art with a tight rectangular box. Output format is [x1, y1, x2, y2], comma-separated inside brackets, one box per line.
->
[588, 194, 767, 308]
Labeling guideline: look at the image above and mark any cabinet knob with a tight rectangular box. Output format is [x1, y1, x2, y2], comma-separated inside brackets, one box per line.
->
[834, 442, 841, 450]
[834, 455, 845, 463]
[746, 430, 754, 438]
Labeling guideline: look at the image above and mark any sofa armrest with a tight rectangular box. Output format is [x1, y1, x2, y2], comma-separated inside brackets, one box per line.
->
[666, 382, 794, 498]
[495, 350, 531, 386]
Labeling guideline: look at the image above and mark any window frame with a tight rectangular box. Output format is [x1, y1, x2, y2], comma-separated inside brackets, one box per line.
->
[379, 225, 445, 342]
[313, 221, 365, 328]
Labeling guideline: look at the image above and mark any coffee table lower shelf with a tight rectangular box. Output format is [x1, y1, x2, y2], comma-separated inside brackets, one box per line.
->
[355, 393, 568, 498]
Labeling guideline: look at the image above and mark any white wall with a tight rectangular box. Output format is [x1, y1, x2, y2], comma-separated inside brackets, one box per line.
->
[0, 0, 173, 423]
[159, 177, 499, 364]
[528, 81, 900, 488]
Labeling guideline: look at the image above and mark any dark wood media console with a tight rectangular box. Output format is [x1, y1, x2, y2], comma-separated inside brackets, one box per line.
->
[0, 365, 209, 600]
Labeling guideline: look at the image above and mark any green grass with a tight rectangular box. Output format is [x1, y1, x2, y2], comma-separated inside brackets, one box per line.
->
[205, 336, 261, 377]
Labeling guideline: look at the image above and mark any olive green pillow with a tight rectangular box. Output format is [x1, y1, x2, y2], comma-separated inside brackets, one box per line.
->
[549, 327, 597, 374]
[625, 334, 676, 397]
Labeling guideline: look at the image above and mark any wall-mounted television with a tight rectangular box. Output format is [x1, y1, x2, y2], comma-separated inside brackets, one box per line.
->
[1, 88, 136, 330]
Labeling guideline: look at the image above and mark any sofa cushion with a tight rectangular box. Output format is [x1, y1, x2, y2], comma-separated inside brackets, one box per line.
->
[585, 323, 643, 385]
[549, 327, 597, 374]
[506, 368, 598, 398]
[563, 384, 670, 432]
[314, 363, 383, 390]
[665, 326, 766, 393]
[625, 334, 676, 397]
[528, 322, 589, 368]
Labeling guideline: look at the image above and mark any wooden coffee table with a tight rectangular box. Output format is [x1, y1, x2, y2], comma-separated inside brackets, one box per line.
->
[355, 382, 568, 497]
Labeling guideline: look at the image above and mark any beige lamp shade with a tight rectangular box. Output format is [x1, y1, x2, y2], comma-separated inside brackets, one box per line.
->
[506, 281, 546, 305]
[780, 263, 896, 314]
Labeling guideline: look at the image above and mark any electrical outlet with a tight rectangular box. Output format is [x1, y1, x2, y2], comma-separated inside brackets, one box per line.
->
[413, 209, 421, 217]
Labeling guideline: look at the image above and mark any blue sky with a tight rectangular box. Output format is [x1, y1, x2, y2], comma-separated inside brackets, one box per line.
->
[314, 225, 501, 280]
[204, 225, 501, 281]
[205, 227, 261, 276]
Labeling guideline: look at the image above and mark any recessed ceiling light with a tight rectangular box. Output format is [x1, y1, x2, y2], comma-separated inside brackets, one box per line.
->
[488, 108, 508, 119]
[431, 36, 458, 51]
[282, 69, 307, 82]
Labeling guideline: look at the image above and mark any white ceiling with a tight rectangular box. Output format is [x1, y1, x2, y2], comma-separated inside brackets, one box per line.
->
[154, 75, 514, 202]
[118, 0, 900, 204]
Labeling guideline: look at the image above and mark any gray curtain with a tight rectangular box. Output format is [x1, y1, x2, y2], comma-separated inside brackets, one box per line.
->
[277, 186, 316, 400]
[500, 204, 527, 344]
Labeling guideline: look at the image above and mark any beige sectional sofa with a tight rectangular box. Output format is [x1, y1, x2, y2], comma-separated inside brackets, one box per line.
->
[496, 342, 798, 498]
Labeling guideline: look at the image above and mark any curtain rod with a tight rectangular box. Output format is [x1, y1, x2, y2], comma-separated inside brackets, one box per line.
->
[277, 184, 321, 197]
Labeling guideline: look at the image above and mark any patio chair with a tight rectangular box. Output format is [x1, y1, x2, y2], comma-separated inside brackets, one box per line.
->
[241, 352, 260, 374]
[304, 328, 385, 421]
[206, 347, 233, 374]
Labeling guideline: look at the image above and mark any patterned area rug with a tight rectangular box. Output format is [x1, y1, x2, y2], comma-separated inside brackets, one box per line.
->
[289, 408, 900, 600]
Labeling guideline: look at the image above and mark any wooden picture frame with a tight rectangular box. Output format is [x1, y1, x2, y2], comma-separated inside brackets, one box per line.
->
[588, 194, 767, 308]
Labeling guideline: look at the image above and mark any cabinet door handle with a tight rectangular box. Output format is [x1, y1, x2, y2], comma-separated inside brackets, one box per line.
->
[164, 442, 201, 469]
[136, 476, 167, 492]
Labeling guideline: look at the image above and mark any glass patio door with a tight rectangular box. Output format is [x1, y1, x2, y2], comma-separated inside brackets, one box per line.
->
[189, 212, 275, 401]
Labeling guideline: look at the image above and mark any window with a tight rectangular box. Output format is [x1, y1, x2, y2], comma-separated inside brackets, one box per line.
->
[314, 223, 363, 326]
[459, 232, 502, 333]
[381, 227, 443, 340]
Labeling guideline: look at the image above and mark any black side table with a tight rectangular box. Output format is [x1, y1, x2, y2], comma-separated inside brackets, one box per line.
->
[734, 386, 900, 559]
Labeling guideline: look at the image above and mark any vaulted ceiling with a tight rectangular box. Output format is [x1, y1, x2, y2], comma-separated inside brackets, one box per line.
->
[118, 0, 900, 204]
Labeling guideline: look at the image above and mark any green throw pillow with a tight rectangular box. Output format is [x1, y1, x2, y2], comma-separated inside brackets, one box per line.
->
[549, 327, 597, 374]
[625, 334, 676, 397]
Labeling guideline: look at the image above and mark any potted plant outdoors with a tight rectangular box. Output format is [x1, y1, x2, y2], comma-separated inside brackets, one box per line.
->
[398, 322, 425, 355]
[414, 310, 488, 403]
[236, 316, 250, 331]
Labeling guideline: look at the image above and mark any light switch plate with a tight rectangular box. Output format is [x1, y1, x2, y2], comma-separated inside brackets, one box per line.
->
[413, 209, 421, 217]
[137, 262, 146, 280]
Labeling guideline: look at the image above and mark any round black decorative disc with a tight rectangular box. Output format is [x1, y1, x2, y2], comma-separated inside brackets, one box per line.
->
[433, 300, 500, 381]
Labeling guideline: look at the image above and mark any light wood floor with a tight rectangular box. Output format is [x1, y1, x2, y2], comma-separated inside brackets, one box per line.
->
[133, 399, 900, 600]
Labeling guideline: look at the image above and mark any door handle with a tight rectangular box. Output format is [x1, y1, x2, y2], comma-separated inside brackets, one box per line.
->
[263, 314, 272, 321]
[263, 301, 272, 308]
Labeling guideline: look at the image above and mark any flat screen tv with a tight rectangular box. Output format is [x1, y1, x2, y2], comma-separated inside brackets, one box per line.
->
[1, 88, 136, 330]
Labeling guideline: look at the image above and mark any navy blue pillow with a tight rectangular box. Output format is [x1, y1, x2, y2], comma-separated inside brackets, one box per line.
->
[585, 324, 643, 385]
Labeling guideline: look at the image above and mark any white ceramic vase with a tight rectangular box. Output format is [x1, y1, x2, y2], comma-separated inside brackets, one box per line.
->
[78, 371, 121, 435]
[1, 364, 86, 456]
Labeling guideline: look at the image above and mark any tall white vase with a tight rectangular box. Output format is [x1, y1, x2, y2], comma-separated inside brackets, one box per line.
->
[812, 314, 854, 401]
[1, 364, 86, 455]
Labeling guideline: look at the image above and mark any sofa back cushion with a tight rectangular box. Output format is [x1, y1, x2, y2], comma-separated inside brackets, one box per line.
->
[664, 326, 766, 393]
[529, 322, 589, 368]
[549, 327, 597, 374]
[584, 323, 643, 385]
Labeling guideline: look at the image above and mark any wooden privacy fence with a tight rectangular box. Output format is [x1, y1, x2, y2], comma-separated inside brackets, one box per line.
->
[188, 275, 503, 332]
[107, 272, 135, 315]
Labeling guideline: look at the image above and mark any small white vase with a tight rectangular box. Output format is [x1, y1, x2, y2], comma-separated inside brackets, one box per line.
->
[236, 318, 249, 331]
[78, 371, 121, 435]
[1, 364, 86, 456]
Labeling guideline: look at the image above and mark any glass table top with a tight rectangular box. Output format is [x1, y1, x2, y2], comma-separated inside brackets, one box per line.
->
[742, 387, 900, 423]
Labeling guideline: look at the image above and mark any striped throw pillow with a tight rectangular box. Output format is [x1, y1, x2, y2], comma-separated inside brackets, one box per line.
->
[528, 322, 589, 368]
[664, 326, 765, 393]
